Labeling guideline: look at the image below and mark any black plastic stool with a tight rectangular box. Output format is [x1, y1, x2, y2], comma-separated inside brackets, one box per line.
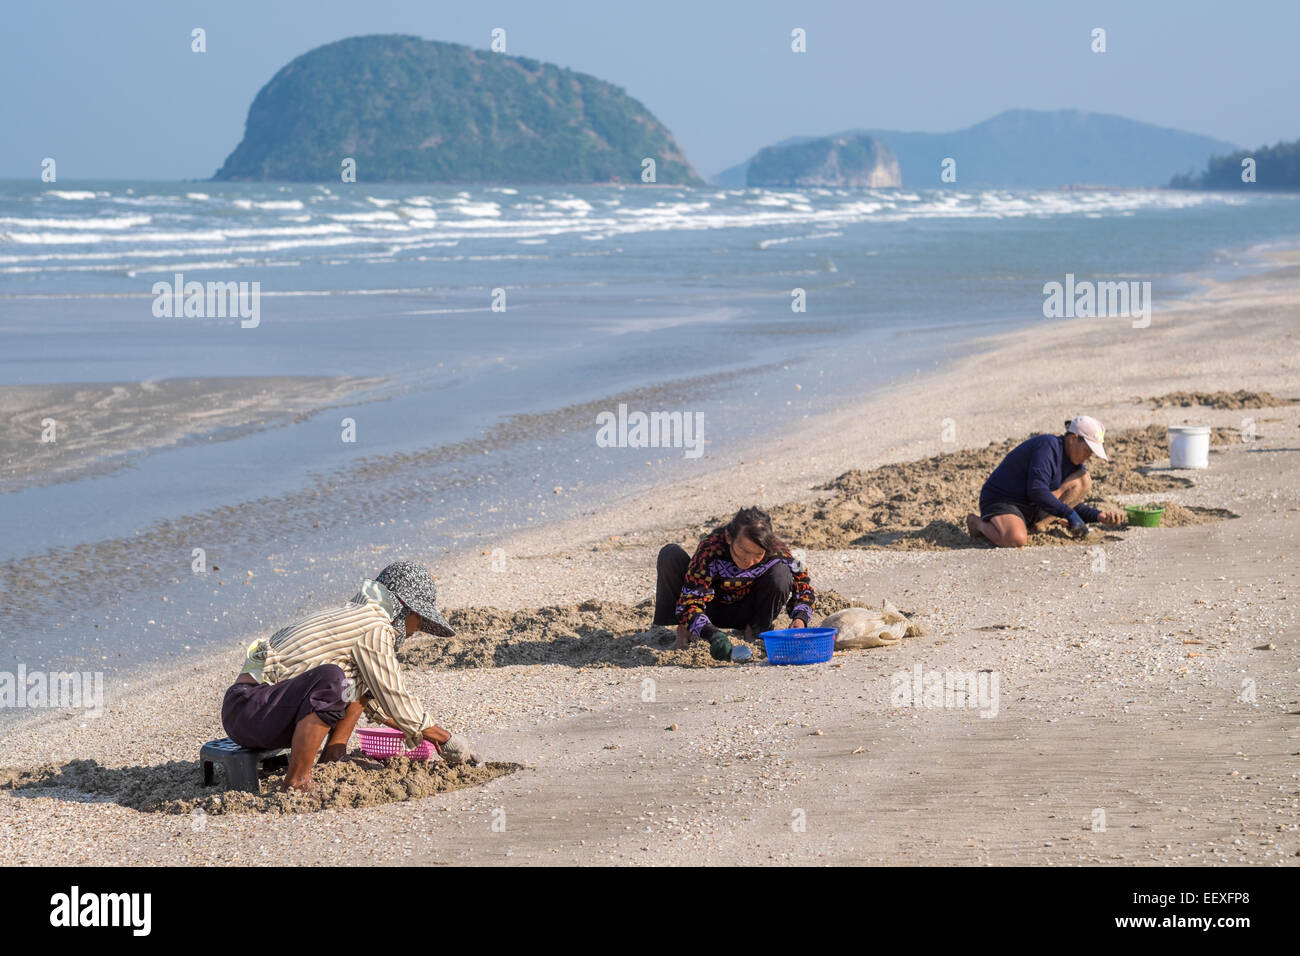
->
[200, 737, 291, 793]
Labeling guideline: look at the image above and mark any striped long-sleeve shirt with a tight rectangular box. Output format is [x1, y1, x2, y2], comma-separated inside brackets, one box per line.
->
[676, 530, 815, 637]
[239, 579, 434, 748]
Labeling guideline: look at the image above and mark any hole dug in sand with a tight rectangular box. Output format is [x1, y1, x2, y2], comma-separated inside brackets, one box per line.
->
[0, 756, 521, 815]
[401, 592, 859, 670]
[740, 425, 1240, 550]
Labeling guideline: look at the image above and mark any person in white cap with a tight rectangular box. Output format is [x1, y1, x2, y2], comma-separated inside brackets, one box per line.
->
[966, 416, 1126, 547]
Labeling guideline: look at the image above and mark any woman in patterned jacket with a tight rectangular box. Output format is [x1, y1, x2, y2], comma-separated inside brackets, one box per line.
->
[654, 506, 815, 661]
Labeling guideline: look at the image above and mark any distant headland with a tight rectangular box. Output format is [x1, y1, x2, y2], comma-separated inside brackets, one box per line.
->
[213, 34, 701, 185]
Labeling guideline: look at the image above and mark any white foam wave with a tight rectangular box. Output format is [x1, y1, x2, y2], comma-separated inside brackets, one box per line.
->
[400, 307, 494, 315]
[106, 195, 187, 207]
[231, 199, 305, 211]
[758, 231, 844, 249]
[4, 223, 349, 245]
[548, 198, 593, 213]
[221, 224, 350, 239]
[328, 211, 402, 222]
[125, 258, 302, 275]
[0, 234, 388, 263]
[1, 188, 1258, 269]
[398, 206, 438, 221]
[0, 215, 151, 230]
[444, 200, 501, 217]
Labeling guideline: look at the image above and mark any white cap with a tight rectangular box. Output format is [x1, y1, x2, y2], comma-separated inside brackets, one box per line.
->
[1067, 415, 1108, 461]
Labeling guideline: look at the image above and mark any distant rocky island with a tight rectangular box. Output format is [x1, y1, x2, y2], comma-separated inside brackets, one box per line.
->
[213, 35, 700, 184]
[716, 110, 1239, 188]
[746, 134, 900, 187]
[1170, 138, 1300, 189]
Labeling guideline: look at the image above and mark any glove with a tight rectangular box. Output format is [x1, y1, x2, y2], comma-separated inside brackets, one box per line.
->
[1067, 512, 1089, 538]
[440, 734, 484, 767]
[700, 624, 733, 662]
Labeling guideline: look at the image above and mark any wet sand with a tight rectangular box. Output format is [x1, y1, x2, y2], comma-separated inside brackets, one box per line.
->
[0, 362, 780, 656]
[1, 253, 1297, 865]
[0, 375, 387, 492]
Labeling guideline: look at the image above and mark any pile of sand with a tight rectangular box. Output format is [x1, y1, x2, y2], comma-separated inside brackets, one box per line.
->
[736, 426, 1239, 550]
[0, 756, 519, 815]
[1145, 390, 1296, 410]
[403, 591, 858, 670]
[1089, 424, 1239, 493]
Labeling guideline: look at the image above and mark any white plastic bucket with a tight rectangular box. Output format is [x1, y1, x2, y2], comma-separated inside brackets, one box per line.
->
[1168, 425, 1211, 469]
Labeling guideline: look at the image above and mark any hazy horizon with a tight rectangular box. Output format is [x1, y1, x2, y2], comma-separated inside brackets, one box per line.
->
[3, 0, 1296, 181]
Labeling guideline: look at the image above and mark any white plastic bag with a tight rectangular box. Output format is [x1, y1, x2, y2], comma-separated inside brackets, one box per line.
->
[822, 602, 920, 649]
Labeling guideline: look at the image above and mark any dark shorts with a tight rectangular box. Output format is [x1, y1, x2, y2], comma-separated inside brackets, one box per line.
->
[653, 543, 794, 633]
[979, 500, 1045, 527]
[221, 664, 348, 751]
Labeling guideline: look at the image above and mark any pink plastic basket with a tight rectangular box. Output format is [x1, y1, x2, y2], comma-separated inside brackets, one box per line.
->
[356, 727, 436, 761]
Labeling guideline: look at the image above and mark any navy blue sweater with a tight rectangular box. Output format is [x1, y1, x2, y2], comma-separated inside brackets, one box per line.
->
[979, 434, 1101, 523]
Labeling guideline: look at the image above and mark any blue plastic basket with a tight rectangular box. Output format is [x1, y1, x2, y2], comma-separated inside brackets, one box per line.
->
[760, 627, 837, 665]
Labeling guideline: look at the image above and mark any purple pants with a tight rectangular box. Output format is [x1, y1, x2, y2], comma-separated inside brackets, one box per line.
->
[221, 664, 348, 751]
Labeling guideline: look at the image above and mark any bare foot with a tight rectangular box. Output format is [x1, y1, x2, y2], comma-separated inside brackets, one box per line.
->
[966, 513, 986, 540]
[673, 623, 689, 650]
[282, 776, 314, 792]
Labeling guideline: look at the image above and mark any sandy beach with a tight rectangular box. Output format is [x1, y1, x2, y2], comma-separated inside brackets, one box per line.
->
[2, 254, 1297, 866]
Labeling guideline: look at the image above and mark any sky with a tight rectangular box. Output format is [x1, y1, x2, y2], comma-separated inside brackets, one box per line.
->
[2, 0, 1296, 181]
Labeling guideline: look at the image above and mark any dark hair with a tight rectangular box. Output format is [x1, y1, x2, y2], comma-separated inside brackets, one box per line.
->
[714, 506, 787, 555]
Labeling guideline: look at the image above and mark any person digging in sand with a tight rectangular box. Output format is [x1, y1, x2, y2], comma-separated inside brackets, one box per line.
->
[654, 506, 815, 660]
[966, 415, 1126, 548]
[221, 560, 484, 791]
